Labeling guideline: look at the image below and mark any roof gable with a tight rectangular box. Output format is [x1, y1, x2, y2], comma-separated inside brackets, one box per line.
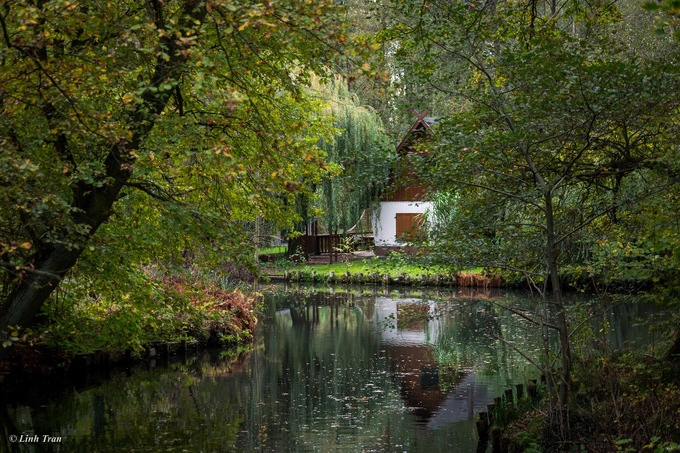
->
[396, 109, 435, 155]
[385, 109, 433, 202]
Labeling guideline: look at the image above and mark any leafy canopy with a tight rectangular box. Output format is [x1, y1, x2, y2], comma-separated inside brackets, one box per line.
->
[0, 0, 348, 329]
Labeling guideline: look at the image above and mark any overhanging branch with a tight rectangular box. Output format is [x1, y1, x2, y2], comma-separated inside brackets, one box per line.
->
[0, 262, 62, 281]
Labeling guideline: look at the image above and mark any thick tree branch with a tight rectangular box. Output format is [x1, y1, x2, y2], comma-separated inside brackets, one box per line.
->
[0, 262, 62, 281]
[122, 181, 184, 202]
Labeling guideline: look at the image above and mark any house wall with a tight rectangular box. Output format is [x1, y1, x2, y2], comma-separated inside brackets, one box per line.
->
[385, 181, 429, 202]
[373, 200, 432, 248]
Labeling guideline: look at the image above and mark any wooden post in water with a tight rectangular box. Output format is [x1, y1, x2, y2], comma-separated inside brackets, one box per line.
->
[528, 379, 538, 400]
[487, 403, 496, 419]
[491, 427, 502, 453]
[504, 388, 513, 404]
[500, 436, 509, 453]
[476, 411, 490, 452]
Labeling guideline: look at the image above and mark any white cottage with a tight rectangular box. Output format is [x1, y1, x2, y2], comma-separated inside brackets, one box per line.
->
[373, 110, 434, 256]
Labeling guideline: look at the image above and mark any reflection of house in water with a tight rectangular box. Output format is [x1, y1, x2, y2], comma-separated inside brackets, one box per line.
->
[426, 373, 493, 429]
[386, 342, 450, 424]
[374, 297, 495, 427]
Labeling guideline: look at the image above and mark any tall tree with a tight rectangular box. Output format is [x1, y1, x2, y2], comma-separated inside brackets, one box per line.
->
[312, 75, 393, 233]
[383, 0, 680, 440]
[0, 0, 345, 331]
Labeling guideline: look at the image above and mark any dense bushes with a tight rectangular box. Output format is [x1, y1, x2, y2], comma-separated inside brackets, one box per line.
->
[502, 353, 680, 452]
[39, 268, 258, 356]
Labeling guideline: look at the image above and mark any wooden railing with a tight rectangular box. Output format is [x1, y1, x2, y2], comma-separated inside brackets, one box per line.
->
[286, 234, 340, 263]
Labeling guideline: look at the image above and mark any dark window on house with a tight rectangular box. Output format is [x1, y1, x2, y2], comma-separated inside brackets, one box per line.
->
[420, 365, 440, 390]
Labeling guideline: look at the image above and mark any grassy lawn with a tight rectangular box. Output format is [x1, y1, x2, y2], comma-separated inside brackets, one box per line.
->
[262, 255, 479, 281]
[257, 245, 287, 256]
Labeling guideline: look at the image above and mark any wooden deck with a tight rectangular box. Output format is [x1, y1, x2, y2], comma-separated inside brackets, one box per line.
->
[286, 234, 374, 265]
[286, 233, 341, 263]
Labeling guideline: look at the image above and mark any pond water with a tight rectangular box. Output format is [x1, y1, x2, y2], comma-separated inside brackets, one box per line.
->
[1, 287, 658, 452]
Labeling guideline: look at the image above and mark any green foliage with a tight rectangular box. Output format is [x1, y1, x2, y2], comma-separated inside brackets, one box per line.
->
[43, 266, 179, 354]
[311, 75, 393, 232]
[425, 44, 678, 275]
[265, 254, 454, 282]
[643, 0, 680, 41]
[0, 0, 349, 329]
[377, 0, 680, 441]
[378, 0, 680, 291]
[43, 267, 257, 355]
[572, 354, 680, 451]
[643, 437, 680, 453]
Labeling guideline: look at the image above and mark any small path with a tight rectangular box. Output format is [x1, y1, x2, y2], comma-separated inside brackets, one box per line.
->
[350, 250, 375, 260]
[306, 250, 375, 265]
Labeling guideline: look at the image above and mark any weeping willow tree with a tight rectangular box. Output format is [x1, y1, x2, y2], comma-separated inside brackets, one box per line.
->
[310, 76, 394, 233]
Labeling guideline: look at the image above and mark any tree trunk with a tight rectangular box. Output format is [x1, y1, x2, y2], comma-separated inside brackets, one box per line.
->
[0, 171, 128, 332]
[544, 193, 572, 439]
[0, 246, 82, 328]
[0, 0, 207, 333]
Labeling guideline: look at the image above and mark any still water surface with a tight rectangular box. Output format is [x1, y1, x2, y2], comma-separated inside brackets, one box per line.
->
[2, 287, 656, 452]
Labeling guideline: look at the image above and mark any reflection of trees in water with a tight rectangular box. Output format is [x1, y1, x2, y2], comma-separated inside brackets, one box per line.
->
[242, 292, 480, 451]
[0, 360, 249, 452]
[236, 298, 414, 451]
[0, 404, 21, 453]
[431, 296, 543, 379]
[431, 299, 502, 368]
[570, 296, 661, 357]
[273, 290, 543, 429]
[605, 300, 657, 351]
[0, 290, 562, 452]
